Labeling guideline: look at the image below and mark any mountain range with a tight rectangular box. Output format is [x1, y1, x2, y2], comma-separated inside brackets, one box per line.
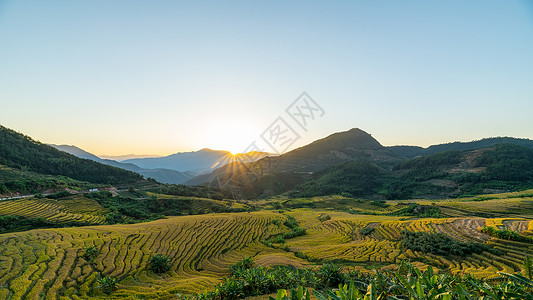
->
[2, 124, 533, 200]
[49, 145, 272, 185]
[123, 149, 272, 173]
[49, 144, 193, 184]
[187, 128, 533, 199]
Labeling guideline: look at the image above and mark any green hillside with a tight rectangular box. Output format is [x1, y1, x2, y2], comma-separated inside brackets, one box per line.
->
[0, 164, 99, 196]
[0, 125, 144, 184]
[387, 143, 533, 199]
[289, 144, 533, 199]
[388, 136, 533, 158]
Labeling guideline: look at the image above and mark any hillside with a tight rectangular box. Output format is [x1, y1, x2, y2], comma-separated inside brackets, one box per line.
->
[385, 143, 533, 199]
[0, 164, 99, 196]
[388, 136, 533, 158]
[0, 126, 144, 185]
[292, 143, 533, 199]
[50, 144, 193, 184]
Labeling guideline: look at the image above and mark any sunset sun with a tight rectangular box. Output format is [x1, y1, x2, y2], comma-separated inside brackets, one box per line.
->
[203, 121, 256, 154]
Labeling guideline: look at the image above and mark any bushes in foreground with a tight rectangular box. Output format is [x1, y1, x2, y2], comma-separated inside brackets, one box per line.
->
[193, 258, 349, 299]
[188, 258, 533, 300]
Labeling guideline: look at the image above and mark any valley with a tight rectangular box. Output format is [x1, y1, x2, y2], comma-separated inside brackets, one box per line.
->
[1, 125, 533, 299]
[3, 2, 532, 298]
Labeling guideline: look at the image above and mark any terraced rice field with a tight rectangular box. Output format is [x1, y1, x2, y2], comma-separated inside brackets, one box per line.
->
[1, 204, 533, 299]
[283, 209, 533, 278]
[0, 196, 107, 225]
[0, 211, 294, 299]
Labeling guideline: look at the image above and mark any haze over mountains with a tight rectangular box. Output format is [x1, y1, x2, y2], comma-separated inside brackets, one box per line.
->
[123, 149, 272, 173]
[49, 145, 272, 185]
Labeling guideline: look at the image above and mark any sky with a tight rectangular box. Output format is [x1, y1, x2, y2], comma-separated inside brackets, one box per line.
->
[0, 1, 532, 156]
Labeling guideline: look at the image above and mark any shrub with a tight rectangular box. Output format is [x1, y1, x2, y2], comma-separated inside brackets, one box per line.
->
[230, 257, 255, 275]
[400, 230, 494, 256]
[46, 190, 71, 199]
[83, 245, 99, 263]
[317, 264, 344, 288]
[359, 226, 375, 236]
[97, 276, 117, 294]
[149, 254, 172, 273]
[318, 214, 331, 222]
[480, 226, 532, 243]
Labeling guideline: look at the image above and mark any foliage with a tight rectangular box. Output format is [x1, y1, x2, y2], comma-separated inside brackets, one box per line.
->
[97, 276, 118, 294]
[370, 200, 388, 208]
[230, 257, 254, 275]
[86, 191, 161, 223]
[359, 226, 375, 236]
[264, 216, 307, 246]
[400, 230, 494, 256]
[393, 151, 463, 173]
[284, 216, 299, 229]
[0, 164, 96, 195]
[389, 136, 533, 158]
[392, 203, 441, 218]
[318, 214, 331, 222]
[200, 264, 347, 299]
[480, 226, 532, 243]
[367, 144, 533, 200]
[314, 281, 370, 300]
[0, 215, 92, 233]
[149, 254, 172, 273]
[83, 246, 99, 263]
[476, 143, 533, 181]
[292, 162, 383, 198]
[45, 190, 72, 199]
[270, 286, 311, 300]
[317, 264, 344, 288]
[198, 261, 533, 299]
[155, 183, 230, 200]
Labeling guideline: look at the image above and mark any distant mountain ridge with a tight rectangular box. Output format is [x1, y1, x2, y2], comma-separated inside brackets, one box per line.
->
[49, 145, 272, 185]
[123, 148, 272, 173]
[49, 144, 193, 184]
[387, 137, 533, 158]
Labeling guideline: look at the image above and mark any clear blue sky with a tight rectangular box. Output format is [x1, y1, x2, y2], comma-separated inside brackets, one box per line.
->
[1, 1, 532, 155]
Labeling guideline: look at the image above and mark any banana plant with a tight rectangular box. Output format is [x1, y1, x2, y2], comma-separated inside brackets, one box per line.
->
[314, 281, 382, 300]
[393, 266, 453, 299]
[269, 286, 311, 300]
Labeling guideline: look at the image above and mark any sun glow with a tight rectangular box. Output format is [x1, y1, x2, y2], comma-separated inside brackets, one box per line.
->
[202, 121, 256, 154]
